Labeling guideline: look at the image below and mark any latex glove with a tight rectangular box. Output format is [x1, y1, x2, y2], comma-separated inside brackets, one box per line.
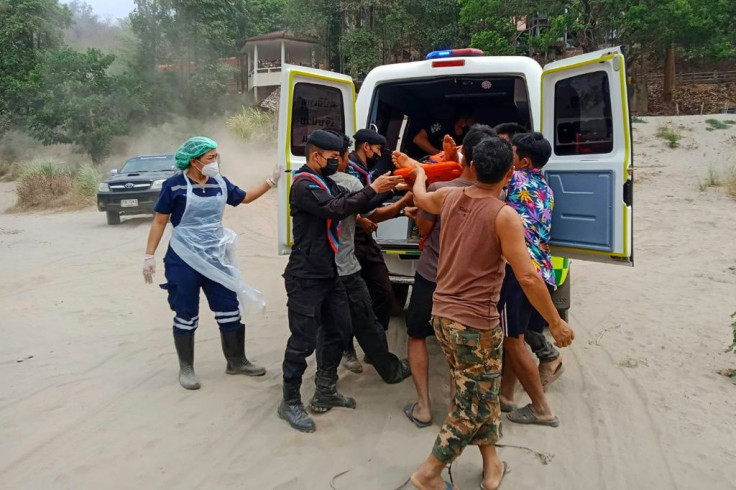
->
[266, 164, 283, 188]
[143, 254, 156, 284]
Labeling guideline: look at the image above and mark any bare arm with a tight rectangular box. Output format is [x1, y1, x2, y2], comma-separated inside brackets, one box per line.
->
[496, 207, 574, 347]
[242, 181, 271, 204]
[412, 166, 451, 215]
[146, 212, 170, 255]
[412, 129, 441, 156]
[367, 192, 414, 223]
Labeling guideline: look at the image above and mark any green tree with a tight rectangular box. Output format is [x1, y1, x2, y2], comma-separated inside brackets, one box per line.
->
[27, 48, 135, 163]
[340, 28, 380, 77]
[0, 0, 71, 134]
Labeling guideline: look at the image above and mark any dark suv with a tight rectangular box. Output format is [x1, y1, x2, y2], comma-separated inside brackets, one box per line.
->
[97, 154, 178, 225]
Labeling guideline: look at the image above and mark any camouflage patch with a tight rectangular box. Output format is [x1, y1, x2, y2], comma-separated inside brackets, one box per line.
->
[430, 316, 503, 464]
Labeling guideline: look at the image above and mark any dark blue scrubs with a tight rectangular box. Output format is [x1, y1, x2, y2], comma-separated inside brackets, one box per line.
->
[154, 174, 247, 334]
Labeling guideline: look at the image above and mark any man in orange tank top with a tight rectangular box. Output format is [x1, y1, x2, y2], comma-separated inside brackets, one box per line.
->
[399, 137, 574, 490]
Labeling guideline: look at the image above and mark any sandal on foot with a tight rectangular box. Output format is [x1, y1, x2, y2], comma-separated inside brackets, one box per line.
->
[506, 404, 559, 427]
[480, 461, 510, 490]
[539, 360, 565, 390]
[403, 402, 432, 428]
[500, 401, 517, 413]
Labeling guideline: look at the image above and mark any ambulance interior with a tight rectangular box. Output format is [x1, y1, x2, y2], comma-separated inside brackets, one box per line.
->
[367, 76, 532, 160]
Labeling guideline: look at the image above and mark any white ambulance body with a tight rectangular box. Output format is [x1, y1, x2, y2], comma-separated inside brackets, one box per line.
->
[276, 47, 633, 306]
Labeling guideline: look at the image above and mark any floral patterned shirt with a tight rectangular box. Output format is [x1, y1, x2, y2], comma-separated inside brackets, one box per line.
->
[506, 168, 556, 286]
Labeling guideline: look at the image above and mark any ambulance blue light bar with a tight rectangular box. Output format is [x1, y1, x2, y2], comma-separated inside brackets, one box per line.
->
[425, 48, 485, 60]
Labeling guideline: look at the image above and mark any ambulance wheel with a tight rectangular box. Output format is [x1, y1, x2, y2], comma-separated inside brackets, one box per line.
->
[390, 283, 409, 316]
[106, 211, 121, 225]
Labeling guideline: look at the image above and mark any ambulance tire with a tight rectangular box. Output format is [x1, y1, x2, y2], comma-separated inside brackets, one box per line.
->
[106, 211, 121, 225]
[390, 283, 409, 316]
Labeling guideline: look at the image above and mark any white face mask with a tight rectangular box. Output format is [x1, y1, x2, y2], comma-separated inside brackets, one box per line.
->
[198, 160, 220, 178]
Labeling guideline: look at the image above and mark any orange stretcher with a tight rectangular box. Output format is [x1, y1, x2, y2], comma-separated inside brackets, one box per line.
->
[393, 161, 463, 186]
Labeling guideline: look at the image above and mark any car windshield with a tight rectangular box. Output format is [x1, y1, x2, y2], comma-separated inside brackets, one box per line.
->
[120, 156, 176, 173]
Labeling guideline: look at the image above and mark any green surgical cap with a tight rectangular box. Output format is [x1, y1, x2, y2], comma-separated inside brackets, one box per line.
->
[175, 136, 217, 169]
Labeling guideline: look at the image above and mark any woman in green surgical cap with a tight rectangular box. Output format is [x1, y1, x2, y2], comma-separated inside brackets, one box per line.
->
[143, 136, 282, 390]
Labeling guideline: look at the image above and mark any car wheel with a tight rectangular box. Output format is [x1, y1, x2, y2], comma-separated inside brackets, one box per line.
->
[106, 211, 121, 225]
[390, 283, 410, 316]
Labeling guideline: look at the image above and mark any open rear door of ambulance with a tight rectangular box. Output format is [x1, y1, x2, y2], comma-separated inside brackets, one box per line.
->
[541, 47, 633, 265]
[277, 65, 356, 254]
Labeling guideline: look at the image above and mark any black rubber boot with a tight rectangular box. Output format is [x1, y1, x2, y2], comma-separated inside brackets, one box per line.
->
[220, 328, 266, 376]
[277, 382, 315, 432]
[173, 332, 200, 390]
[385, 358, 412, 384]
[309, 369, 357, 414]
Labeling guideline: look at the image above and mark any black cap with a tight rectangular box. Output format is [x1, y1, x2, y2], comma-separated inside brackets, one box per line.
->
[353, 129, 387, 146]
[307, 130, 344, 151]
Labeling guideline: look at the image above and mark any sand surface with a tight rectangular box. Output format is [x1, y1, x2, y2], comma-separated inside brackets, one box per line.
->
[1, 115, 735, 489]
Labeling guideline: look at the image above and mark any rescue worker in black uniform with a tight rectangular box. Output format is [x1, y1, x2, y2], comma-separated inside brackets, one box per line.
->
[346, 129, 396, 335]
[277, 130, 403, 433]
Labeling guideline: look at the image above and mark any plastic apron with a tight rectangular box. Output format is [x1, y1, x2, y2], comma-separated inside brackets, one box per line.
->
[169, 174, 265, 314]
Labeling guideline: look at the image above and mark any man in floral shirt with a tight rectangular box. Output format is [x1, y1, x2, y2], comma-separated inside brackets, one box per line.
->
[497, 132, 563, 427]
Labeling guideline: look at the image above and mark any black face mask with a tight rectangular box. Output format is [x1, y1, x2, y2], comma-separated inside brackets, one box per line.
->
[321, 157, 339, 176]
[366, 154, 380, 169]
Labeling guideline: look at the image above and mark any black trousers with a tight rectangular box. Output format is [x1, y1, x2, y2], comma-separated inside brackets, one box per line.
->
[340, 272, 403, 383]
[282, 275, 351, 387]
[358, 257, 393, 331]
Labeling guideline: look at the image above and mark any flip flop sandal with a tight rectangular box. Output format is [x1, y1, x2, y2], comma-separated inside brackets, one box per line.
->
[540, 360, 565, 390]
[480, 461, 511, 490]
[403, 402, 432, 428]
[506, 404, 559, 427]
[500, 401, 517, 413]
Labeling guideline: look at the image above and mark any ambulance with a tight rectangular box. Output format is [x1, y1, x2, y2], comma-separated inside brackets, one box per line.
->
[276, 47, 634, 318]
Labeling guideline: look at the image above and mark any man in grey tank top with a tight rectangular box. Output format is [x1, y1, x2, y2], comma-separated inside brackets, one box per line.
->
[399, 137, 575, 490]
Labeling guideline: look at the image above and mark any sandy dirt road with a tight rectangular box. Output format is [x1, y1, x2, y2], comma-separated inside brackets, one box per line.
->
[1, 116, 735, 489]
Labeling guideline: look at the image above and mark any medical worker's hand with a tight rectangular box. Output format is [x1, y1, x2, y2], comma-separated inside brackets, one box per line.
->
[143, 254, 156, 284]
[267, 164, 283, 188]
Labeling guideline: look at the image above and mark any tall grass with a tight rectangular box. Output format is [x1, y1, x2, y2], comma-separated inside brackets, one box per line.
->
[226, 107, 277, 142]
[13, 160, 99, 211]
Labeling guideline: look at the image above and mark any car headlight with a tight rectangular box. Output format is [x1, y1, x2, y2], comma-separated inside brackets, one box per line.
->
[98, 182, 110, 192]
[150, 179, 165, 191]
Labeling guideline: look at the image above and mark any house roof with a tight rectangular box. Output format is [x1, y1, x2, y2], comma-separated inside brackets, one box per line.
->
[243, 30, 319, 45]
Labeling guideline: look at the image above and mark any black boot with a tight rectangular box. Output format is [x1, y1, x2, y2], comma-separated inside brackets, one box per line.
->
[220, 328, 266, 376]
[385, 358, 412, 384]
[173, 332, 200, 390]
[277, 382, 315, 432]
[309, 369, 357, 413]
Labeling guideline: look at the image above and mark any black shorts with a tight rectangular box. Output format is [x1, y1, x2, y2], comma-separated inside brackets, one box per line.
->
[406, 272, 437, 339]
[498, 265, 555, 339]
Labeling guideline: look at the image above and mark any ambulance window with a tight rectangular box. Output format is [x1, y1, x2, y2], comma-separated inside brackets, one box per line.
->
[290, 83, 345, 157]
[554, 71, 613, 156]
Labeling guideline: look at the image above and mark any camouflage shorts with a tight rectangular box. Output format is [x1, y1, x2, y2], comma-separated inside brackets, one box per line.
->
[431, 315, 503, 463]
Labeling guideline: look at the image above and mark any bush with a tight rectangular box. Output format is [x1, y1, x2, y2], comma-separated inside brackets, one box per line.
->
[13, 160, 98, 210]
[0, 160, 20, 181]
[656, 126, 681, 148]
[226, 107, 277, 142]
